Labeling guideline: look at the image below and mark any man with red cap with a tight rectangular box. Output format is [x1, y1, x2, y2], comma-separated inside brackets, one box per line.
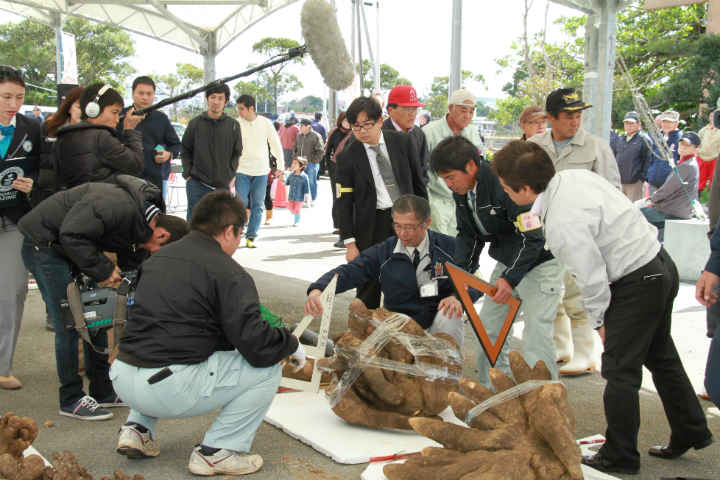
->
[382, 85, 430, 184]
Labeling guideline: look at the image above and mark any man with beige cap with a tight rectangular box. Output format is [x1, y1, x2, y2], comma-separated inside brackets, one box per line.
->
[528, 88, 621, 376]
[519, 105, 547, 140]
[423, 89, 485, 235]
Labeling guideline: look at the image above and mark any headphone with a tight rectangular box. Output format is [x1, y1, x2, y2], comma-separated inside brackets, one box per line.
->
[85, 85, 111, 118]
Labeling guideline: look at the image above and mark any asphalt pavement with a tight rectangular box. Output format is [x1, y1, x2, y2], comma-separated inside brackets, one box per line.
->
[2, 175, 718, 480]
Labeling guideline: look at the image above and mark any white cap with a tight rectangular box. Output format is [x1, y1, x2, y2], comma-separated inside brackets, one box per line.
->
[448, 89, 476, 107]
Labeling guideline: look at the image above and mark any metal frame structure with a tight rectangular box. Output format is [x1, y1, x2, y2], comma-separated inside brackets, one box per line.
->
[0, 0, 299, 84]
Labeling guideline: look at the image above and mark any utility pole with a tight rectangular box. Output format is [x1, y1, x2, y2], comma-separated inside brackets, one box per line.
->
[449, 0, 462, 96]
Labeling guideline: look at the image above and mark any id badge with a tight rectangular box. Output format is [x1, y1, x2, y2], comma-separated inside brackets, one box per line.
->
[420, 280, 439, 298]
[515, 212, 542, 232]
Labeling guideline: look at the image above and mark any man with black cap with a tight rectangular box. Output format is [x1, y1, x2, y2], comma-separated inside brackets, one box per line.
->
[382, 85, 430, 184]
[18, 176, 189, 421]
[293, 118, 324, 207]
[518, 105, 546, 140]
[611, 111, 656, 202]
[528, 88, 621, 377]
[640, 131, 700, 234]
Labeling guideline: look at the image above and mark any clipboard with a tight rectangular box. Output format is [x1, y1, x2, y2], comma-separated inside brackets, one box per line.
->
[444, 262, 522, 366]
[0, 156, 34, 208]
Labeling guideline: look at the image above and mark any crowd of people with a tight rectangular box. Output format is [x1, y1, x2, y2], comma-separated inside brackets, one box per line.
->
[0, 62, 717, 477]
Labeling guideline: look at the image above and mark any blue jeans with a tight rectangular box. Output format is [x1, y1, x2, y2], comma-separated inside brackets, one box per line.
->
[21, 241, 113, 407]
[706, 331, 720, 408]
[235, 173, 267, 240]
[111, 351, 281, 451]
[640, 206, 683, 230]
[305, 162, 318, 201]
[186, 178, 229, 222]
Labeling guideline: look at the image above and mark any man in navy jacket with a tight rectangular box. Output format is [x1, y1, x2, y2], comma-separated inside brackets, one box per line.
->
[116, 76, 181, 193]
[305, 195, 477, 348]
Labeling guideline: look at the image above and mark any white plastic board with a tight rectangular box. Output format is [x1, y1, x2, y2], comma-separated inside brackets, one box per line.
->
[360, 435, 618, 480]
[264, 390, 465, 464]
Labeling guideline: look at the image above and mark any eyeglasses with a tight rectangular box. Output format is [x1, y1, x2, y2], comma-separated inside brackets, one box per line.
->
[522, 120, 546, 126]
[350, 119, 379, 131]
[395, 107, 419, 114]
[392, 222, 424, 233]
[0, 69, 24, 77]
[225, 224, 244, 237]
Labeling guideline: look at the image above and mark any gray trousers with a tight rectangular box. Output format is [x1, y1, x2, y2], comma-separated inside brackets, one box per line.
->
[427, 308, 466, 349]
[474, 259, 563, 389]
[0, 221, 29, 377]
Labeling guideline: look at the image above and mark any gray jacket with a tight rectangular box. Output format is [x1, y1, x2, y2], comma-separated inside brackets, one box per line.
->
[651, 155, 699, 219]
[292, 130, 325, 164]
[181, 112, 242, 188]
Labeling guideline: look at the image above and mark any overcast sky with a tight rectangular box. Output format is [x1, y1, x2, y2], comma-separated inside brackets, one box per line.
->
[6, 0, 581, 103]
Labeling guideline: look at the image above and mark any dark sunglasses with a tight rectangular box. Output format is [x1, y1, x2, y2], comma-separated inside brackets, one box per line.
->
[0, 69, 24, 78]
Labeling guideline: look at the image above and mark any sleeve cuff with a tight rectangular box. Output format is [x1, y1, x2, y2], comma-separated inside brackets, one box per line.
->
[344, 238, 356, 245]
[590, 316, 604, 329]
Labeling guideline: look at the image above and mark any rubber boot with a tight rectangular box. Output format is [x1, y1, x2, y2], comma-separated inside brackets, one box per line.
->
[264, 209, 273, 225]
[559, 318, 596, 375]
[293, 213, 300, 226]
[553, 301, 573, 363]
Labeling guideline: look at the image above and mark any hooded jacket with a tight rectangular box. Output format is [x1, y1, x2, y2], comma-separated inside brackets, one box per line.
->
[18, 175, 163, 282]
[54, 120, 144, 188]
[454, 159, 554, 289]
[180, 112, 242, 188]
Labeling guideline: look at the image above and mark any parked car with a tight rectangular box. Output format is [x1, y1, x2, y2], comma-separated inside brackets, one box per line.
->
[171, 122, 186, 139]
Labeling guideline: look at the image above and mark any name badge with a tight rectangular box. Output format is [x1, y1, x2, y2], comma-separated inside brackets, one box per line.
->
[515, 212, 542, 232]
[420, 280, 439, 298]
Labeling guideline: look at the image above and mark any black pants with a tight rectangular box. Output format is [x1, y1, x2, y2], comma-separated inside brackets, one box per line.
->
[328, 165, 338, 229]
[599, 249, 712, 468]
[356, 208, 393, 309]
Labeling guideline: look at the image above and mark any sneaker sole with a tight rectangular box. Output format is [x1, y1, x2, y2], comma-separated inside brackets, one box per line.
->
[99, 403, 127, 408]
[188, 463, 262, 476]
[59, 410, 113, 421]
[117, 446, 158, 458]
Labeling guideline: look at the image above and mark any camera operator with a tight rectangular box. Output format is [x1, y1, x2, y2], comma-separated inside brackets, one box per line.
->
[54, 82, 145, 189]
[18, 175, 188, 421]
[111, 190, 304, 476]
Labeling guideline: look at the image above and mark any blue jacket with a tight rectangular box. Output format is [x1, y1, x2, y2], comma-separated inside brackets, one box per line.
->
[308, 231, 480, 329]
[284, 171, 310, 202]
[647, 130, 680, 188]
[311, 120, 327, 143]
[611, 131, 656, 185]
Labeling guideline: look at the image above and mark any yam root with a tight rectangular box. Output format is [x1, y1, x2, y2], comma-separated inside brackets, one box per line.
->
[0, 413, 38, 460]
[384, 352, 583, 480]
[319, 300, 461, 429]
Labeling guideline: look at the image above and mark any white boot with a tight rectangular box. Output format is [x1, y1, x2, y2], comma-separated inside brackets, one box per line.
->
[559, 319, 596, 375]
[553, 302, 573, 363]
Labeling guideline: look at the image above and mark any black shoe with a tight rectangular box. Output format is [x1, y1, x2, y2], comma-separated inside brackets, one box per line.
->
[97, 393, 127, 408]
[333, 239, 346, 249]
[45, 314, 54, 331]
[581, 453, 639, 475]
[649, 436, 714, 459]
[60, 396, 113, 420]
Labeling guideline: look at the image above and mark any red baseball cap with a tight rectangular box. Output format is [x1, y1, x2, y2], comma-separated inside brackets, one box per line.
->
[387, 85, 425, 107]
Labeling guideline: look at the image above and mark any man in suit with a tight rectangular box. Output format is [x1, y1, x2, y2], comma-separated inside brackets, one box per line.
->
[336, 96, 428, 309]
[382, 85, 430, 185]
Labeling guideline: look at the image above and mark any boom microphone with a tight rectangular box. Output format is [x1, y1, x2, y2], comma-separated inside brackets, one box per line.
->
[301, 0, 355, 91]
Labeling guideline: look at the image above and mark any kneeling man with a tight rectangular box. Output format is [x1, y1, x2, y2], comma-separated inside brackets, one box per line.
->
[112, 191, 305, 476]
[306, 194, 476, 348]
[491, 140, 713, 475]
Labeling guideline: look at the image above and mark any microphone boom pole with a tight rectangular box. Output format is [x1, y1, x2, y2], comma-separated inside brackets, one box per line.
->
[122, 46, 306, 120]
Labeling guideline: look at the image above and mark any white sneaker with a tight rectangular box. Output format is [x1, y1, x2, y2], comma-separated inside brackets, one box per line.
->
[310, 200, 316, 207]
[117, 424, 159, 458]
[188, 446, 263, 476]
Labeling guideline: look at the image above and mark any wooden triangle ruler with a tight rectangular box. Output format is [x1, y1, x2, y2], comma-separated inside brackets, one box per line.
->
[445, 263, 521, 366]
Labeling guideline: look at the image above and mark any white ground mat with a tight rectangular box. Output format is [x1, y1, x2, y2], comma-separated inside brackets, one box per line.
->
[264, 390, 465, 464]
[360, 434, 618, 480]
[23, 445, 52, 467]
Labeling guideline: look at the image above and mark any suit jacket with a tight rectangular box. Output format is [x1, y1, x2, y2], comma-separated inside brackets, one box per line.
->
[382, 117, 430, 184]
[0, 113, 41, 224]
[335, 130, 428, 252]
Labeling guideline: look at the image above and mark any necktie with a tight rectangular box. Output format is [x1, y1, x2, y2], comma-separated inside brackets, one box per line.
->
[468, 190, 476, 211]
[412, 249, 420, 271]
[369, 144, 401, 203]
[0, 124, 15, 159]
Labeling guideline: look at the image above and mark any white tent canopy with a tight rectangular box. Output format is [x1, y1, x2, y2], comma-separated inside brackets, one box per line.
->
[0, 0, 299, 82]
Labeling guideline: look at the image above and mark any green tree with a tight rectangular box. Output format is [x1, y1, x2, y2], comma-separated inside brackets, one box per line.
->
[233, 80, 273, 111]
[250, 37, 304, 113]
[287, 95, 323, 113]
[153, 72, 181, 121]
[356, 59, 411, 93]
[152, 63, 202, 121]
[0, 18, 135, 105]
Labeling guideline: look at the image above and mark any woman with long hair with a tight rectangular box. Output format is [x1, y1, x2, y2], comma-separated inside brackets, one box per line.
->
[324, 111, 353, 248]
[45, 87, 83, 137]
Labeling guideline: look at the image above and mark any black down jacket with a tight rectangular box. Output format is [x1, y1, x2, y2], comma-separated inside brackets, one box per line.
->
[54, 120, 144, 188]
[18, 175, 163, 282]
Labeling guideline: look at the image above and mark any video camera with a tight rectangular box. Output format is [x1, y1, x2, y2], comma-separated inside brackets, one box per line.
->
[713, 109, 720, 129]
[60, 271, 137, 353]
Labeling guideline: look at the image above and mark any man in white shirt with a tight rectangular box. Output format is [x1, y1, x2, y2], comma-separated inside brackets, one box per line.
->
[235, 94, 283, 248]
[491, 140, 713, 476]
